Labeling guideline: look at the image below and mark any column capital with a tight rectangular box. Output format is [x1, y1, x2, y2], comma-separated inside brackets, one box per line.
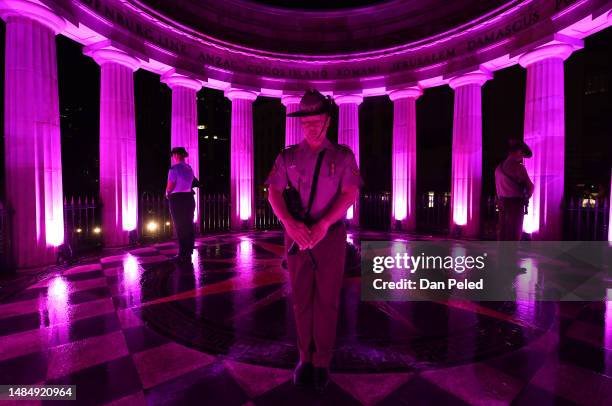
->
[334, 94, 363, 105]
[518, 43, 575, 68]
[161, 70, 202, 91]
[281, 94, 302, 106]
[449, 71, 492, 90]
[388, 87, 422, 101]
[83, 42, 140, 71]
[0, 0, 65, 33]
[225, 88, 258, 102]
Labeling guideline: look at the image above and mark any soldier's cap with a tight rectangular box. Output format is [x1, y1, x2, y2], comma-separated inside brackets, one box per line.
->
[170, 147, 188, 158]
[508, 139, 532, 158]
[287, 89, 333, 117]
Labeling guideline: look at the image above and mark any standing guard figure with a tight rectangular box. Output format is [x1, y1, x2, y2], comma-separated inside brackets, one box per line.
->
[266, 89, 362, 392]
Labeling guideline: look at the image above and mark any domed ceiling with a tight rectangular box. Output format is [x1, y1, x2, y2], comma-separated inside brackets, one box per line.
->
[131, 0, 520, 55]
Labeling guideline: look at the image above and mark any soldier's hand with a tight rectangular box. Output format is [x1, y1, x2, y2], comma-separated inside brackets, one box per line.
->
[285, 219, 311, 250]
[308, 220, 330, 249]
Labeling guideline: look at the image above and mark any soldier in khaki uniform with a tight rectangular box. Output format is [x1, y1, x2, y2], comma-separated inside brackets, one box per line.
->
[266, 90, 361, 392]
[495, 140, 534, 241]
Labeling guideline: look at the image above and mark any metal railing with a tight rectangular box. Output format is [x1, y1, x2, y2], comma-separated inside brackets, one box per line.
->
[416, 192, 451, 235]
[60, 192, 612, 241]
[360, 192, 392, 230]
[255, 196, 282, 230]
[138, 193, 174, 241]
[63, 195, 102, 254]
[2, 190, 610, 267]
[201, 193, 231, 232]
[565, 196, 609, 241]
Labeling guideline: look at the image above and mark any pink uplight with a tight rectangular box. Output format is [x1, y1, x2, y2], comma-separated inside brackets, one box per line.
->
[227, 89, 257, 229]
[163, 71, 203, 224]
[2, 9, 66, 265]
[239, 192, 252, 220]
[87, 45, 141, 243]
[336, 95, 362, 224]
[390, 88, 421, 229]
[519, 44, 575, 239]
[449, 72, 490, 236]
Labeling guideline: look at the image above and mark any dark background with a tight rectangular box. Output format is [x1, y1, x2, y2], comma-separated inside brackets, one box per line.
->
[0, 25, 610, 204]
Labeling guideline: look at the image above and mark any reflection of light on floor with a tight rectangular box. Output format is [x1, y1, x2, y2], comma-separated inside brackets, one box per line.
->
[192, 249, 203, 317]
[389, 241, 410, 300]
[122, 254, 142, 307]
[46, 276, 69, 341]
[516, 257, 538, 322]
[228, 237, 256, 358]
[48, 276, 69, 302]
[123, 255, 140, 286]
[192, 249, 201, 286]
[238, 237, 253, 266]
[450, 245, 467, 274]
[346, 233, 354, 245]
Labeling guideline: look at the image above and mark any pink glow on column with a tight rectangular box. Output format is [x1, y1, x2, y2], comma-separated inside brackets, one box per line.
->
[226, 89, 258, 229]
[519, 44, 575, 240]
[608, 168, 612, 242]
[85, 45, 140, 245]
[1, 2, 66, 266]
[163, 72, 202, 224]
[449, 72, 491, 237]
[282, 95, 303, 147]
[389, 88, 421, 230]
[335, 94, 362, 226]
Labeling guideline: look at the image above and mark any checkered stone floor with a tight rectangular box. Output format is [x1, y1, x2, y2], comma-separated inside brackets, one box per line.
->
[0, 231, 610, 405]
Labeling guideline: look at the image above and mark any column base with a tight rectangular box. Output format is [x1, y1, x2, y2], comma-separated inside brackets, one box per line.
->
[103, 230, 135, 248]
[15, 246, 57, 269]
[394, 219, 416, 232]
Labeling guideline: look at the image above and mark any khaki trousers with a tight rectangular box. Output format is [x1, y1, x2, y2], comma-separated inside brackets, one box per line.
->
[497, 197, 525, 241]
[285, 222, 346, 368]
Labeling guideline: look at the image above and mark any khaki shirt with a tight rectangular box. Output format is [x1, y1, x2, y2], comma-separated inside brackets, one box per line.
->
[168, 162, 195, 194]
[495, 157, 531, 198]
[266, 138, 362, 221]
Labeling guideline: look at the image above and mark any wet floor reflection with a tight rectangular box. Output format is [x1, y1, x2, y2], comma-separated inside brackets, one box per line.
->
[137, 231, 561, 371]
[0, 230, 609, 394]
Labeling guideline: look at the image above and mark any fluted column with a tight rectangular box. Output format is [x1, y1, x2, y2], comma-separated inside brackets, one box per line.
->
[226, 88, 258, 230]
[519, 43, 576, 240]
[1, 0, 66, 267]
[449, 71, 491, 238]
[281, 95, 303, 147]
[84, 44, 140, 246]
[335, 94, 363, 227]
[389, 87, 422, 231]
[162, 71, 202, 226]
[609, 167, 612, 242]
